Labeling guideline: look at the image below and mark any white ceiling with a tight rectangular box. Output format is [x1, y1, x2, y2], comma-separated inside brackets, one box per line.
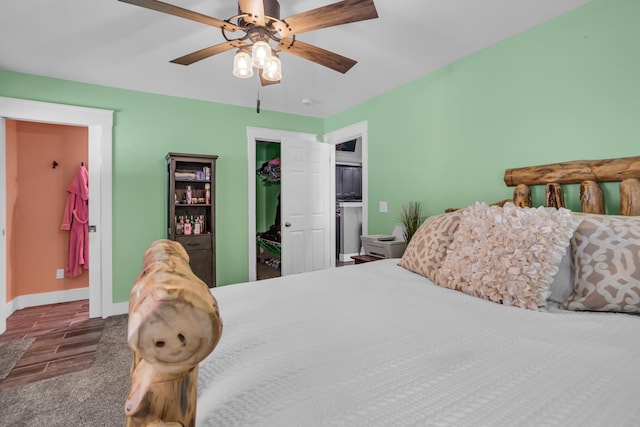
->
[0, 0, 590, 118]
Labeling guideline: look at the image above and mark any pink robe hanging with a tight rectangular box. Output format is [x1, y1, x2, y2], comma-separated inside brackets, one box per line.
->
[61, 165, 89, 277]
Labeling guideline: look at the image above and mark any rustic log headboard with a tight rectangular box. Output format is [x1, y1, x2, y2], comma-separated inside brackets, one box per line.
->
[503, 156, 640, 216]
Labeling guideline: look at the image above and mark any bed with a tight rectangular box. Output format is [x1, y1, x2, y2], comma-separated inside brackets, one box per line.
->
[197, 259, 639, 426]
[127, 156, 640, 426]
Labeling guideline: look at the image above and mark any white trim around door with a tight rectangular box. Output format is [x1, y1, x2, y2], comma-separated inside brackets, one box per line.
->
[324, 121, 369, 265]
[246, 127, 318, 282]
[0, 96, 114, 334]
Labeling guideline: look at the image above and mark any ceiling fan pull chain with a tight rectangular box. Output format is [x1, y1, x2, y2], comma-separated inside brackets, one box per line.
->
[256, 84, 261, 114]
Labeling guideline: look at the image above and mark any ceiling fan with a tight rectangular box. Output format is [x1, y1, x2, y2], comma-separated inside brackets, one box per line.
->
[118, 0, 379, 85]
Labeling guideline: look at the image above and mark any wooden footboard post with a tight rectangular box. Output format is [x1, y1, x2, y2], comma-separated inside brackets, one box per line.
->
[125, 239, 222, 427]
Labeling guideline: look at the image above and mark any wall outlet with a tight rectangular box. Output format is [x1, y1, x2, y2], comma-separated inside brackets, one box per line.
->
[379, 201, 388, 213]
[56, 269, 64, 279]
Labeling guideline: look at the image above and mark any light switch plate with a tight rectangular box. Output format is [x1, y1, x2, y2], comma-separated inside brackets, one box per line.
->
[379, 201, 388, 213]
[56, 269, 64, 279]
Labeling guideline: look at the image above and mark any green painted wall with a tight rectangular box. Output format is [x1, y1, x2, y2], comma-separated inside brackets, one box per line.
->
[2, 0, 638, 302]
[0, 71, 322, 301]
[326, 0, 640, 234]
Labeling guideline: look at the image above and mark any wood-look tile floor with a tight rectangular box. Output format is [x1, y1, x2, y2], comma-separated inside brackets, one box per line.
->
[0, 299, 104, 388]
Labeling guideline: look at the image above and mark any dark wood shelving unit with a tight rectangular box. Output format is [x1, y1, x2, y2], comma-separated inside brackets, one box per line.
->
[167, 152, 218, 287]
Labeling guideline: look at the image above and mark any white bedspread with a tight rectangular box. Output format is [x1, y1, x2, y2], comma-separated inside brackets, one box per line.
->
[197, 259, 640, 427]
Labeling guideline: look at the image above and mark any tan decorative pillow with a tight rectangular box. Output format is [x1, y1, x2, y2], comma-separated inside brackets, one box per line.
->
[399, 211, 462, 282]
[563, 214, 640, 313]
[437, 202, 579, 310]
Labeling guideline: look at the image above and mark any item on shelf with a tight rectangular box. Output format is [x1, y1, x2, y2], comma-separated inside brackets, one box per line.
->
[257, 157, 281, 183]
[186, 186, 192, 204]
[205, 183, 211, 204]
[265, 258, 281, 271]
[176, 216, 184, 235]
[175, 170, 198, 180]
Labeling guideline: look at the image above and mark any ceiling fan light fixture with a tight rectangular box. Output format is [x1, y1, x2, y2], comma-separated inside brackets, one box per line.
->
[232, 51, 254, 78]
[262, 54, 282, 82]
[251, 41, 272, 69]
[122, 0, 379, 87]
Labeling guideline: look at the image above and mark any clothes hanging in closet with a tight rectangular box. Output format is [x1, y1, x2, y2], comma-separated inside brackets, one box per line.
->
[61, 164, 89, 277]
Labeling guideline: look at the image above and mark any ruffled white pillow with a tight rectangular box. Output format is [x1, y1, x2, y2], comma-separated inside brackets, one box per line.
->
[437, 202, 580, 310]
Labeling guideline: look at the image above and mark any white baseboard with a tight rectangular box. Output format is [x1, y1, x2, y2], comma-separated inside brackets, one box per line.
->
[1, 291, 129, 334]
[339, 252, 360, 262]
[2, 289, 129, 329]
[104, 301, 128, 318]
[4, 287, 89, 319]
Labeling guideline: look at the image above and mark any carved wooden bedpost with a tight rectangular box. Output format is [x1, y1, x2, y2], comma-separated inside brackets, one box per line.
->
[580, 180, 605, 214]
[545, 183, 565, 209]
[620, 178, 640, 216]
[125, 239, 222, 427]
[513, 184, 532, 208]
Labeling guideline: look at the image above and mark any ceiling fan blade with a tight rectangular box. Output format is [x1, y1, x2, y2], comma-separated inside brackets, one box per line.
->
[260, 71, 280, 86]
[278, 39, 356, 74]
[170, 40, 246, 65]
[238, 0, 266, 27]
[280, 0, 378, 37]
[118, 0, 241, 32]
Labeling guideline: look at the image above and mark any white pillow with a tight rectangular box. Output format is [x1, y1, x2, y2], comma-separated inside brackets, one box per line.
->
[547, 246, 575, 304]
[437, 202, 580, 310]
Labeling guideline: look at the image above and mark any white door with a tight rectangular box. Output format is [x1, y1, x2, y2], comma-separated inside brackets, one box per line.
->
[280, 137, 332, 276]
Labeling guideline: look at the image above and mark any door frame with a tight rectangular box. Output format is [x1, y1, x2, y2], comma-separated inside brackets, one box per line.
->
[324, 121, 369, 265]
[0, 96, 113, 334]
[246, 127, 317, 282]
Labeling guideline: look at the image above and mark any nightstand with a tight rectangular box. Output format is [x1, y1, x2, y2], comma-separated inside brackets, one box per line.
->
[351, 255, 383, 264]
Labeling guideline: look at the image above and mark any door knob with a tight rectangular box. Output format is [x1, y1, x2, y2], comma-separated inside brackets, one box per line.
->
[285, 222, 291, 227]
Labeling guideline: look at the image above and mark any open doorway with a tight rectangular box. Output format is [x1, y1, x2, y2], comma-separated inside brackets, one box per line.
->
[5, 120, 90, 308]
[324, 121, 369, 267]
[255, 140, 281, 280]
[335, 138, 363, 264]
[247, 123, 367, 281]
[247, 127, 318, 282]
[247, 127, 334, 281]
[0, 96, 114, 334]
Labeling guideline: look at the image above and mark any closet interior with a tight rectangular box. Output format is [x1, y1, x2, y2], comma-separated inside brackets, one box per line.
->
[256, 141, 281, 280]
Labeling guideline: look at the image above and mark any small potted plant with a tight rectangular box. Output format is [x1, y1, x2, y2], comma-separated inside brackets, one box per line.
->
[399, 201, 423, 243]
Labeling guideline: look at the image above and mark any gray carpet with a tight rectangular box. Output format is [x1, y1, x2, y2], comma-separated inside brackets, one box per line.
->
[0, 314, 131, 427]
[0, 337, 35, 380]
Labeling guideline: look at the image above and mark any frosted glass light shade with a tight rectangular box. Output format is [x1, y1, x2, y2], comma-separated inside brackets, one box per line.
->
[232, 51, 253, 78]
[251, 41, 272, 68]
[262, 55, 281, 81]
